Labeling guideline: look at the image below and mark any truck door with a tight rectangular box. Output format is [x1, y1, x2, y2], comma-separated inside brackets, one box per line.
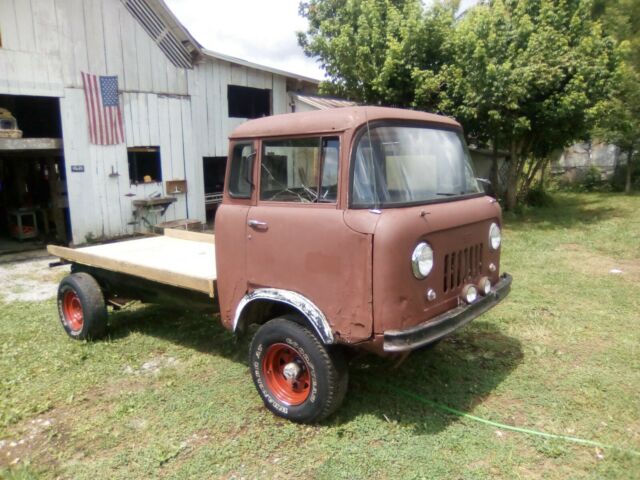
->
[245, 136, 373, 343]
[215, 141, 255, 327]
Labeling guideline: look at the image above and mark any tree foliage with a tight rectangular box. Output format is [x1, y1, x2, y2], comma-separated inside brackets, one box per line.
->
[591, 0, 640, 193]
[439, 0, 618, 208]
[297, 0, 458, 105]
[298, 0, 621, 207]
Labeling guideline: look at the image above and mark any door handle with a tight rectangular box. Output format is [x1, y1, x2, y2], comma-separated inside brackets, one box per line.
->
[248, 219, 268, 230]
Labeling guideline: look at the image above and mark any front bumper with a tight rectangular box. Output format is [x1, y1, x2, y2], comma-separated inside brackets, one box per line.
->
[383, 273, 512, 352]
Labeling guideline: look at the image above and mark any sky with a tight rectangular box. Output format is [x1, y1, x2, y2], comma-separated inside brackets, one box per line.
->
[164, 0, 478, 81]
[164, 0, 324, 80]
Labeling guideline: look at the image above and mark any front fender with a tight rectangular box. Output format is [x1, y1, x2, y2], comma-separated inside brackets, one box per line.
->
[233, 288, 334, 344]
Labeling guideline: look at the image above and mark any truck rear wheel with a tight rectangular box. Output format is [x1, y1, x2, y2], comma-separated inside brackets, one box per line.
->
[249, 317, 348, 423]
[57, 273, 107, 340]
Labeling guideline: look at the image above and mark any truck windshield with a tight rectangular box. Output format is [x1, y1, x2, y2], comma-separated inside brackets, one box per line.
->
[351, 125, 482, 208]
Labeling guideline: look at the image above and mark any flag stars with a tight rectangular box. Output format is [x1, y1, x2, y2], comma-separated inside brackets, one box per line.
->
[100, 76, 120, 107]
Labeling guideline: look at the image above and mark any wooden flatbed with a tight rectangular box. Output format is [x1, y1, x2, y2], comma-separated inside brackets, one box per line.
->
[47, 229, 216, 297]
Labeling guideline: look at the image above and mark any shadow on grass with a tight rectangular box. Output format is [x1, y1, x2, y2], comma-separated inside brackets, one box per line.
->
[106, 305, 522, 435]
[505, 193, 618, 231]
[108, 304, 246, 360]
[333, 321, 522, 434]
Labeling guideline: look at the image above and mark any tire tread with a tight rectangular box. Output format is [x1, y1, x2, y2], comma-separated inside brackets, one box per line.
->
[249, 316, 348, 423]
[57, 272, 107, 340]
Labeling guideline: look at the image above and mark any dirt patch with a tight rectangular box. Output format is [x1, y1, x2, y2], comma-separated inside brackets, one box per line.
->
[0, 367, 170, 472]
[0, 415, 65, 472]
[0, 258, 70, 303]
[123, 356, 179, 376]
[559, 244, 640, 283]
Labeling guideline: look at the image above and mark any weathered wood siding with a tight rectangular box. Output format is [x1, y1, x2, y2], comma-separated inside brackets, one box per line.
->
[0, 0, 295, 243]
[190, 58, 289, 158]
[60, 88, 197, 241]
[0, 0, 63, 96]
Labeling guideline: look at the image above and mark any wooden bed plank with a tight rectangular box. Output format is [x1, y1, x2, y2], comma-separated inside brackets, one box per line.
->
[164, 228, 215, 244]
[48, 235, 216, 297]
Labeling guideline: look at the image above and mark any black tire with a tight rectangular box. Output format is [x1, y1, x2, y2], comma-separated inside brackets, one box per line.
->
[57, 272, 107, 340]
[249, 317, 349, 423]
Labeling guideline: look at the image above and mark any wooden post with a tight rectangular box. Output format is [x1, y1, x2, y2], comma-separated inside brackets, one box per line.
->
[47, 156, 67, 243]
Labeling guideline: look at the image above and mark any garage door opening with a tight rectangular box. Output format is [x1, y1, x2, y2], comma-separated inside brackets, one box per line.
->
[203, 156, 226, 228]
[0, 94, 70, 255]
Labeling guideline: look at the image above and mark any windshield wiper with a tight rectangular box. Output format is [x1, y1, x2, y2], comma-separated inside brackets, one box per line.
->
[436, 190, 476, 197]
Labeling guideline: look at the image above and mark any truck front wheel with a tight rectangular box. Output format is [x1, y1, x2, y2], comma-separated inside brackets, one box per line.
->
[57, 273, 107, 340]
[249, 317, 348, 423]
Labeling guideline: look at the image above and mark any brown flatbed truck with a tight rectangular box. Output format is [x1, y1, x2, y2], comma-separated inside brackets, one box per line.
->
[49, 106, 512, 423]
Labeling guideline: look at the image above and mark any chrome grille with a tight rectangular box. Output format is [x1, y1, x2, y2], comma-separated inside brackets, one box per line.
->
[443, 244, 483, 292]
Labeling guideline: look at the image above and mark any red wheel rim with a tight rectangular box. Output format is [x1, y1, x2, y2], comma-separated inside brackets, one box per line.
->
[262, 343, 311, 406]
[62, 290, 84, 332]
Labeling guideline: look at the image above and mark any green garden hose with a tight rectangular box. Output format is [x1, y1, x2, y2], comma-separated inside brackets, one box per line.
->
[372, 381, 640, 457]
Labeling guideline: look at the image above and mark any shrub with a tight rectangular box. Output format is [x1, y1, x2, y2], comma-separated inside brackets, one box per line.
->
[610, 156, 640, 192]
[580, 165, 607, 191]
[524, 185, 555, 207]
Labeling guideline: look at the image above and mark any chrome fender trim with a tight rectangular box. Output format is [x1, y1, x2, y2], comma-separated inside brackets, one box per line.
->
[233, 288, 334, 344]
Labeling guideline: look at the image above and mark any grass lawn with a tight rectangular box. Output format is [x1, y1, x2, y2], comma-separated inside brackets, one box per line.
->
[1, 192, 639, 479]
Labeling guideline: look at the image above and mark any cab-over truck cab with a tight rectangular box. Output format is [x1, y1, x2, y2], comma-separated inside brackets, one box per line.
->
[215, 106, 511, 422]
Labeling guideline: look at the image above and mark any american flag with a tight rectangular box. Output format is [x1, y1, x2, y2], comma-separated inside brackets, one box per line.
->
[81, 72, 125, 145]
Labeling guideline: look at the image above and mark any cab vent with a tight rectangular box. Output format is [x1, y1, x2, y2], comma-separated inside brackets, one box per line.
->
[443, 244, 483, 292]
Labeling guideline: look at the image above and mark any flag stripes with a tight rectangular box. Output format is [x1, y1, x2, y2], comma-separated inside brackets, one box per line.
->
[81, 72, 125, 145]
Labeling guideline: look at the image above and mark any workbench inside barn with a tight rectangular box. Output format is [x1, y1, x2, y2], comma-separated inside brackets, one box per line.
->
[47, 229, 217, 297]
[0, 137, 68, 247]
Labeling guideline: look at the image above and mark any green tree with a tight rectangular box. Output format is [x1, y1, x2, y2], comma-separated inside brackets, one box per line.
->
[432, 0, 618, 209]
[591, 0, 640, 193]
[593, 0, 640, 69]
[298, 0, 619, 209]
[298, 0, 457, 105]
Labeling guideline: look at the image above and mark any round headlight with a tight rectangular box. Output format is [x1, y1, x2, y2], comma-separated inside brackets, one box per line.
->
[479, 277, 491, 295]
[462, 284, 478, 304]
[411, 242, 434, 279]
[489, 223, 501, 251]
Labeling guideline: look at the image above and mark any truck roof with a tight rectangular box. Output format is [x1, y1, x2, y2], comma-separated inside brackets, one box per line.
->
[228, 106, 461, 139]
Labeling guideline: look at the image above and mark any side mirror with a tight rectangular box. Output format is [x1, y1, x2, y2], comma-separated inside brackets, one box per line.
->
[476, 177, 494, 196]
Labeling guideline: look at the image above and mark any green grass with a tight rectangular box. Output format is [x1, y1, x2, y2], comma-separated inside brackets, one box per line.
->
[1, 192, 639, 479]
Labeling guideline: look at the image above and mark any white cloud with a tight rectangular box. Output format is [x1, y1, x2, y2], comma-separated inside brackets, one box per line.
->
[164, 0, 325, 80]
[163, 0, 479, 81]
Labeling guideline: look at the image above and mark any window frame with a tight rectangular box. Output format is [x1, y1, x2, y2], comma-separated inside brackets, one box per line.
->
[227, 85, 272, 119]
[227, 141, 256, 199]
[258, 135, 341, 206]
[127, 146, 162, 185]
[348, 121, 484, 209]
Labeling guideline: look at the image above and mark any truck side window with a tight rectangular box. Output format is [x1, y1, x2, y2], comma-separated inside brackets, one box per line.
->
[260, 136, 339, 203]
[228, 143, 254, 198]
[320, 138, 339, 202]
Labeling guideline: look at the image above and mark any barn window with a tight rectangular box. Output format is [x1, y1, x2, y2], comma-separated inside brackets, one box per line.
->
[127, 147, 162, 184]
[227, 85, 271, 118]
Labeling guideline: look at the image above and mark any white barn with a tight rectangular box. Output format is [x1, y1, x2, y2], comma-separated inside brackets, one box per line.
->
[0, 0, 317, 248]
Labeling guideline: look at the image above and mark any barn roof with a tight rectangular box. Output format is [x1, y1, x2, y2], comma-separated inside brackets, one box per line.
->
[123, 0, 203, 68]
[290, 93, 357, 109]
[202, 49, 320, 84]
[130, 0, 321, 81]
